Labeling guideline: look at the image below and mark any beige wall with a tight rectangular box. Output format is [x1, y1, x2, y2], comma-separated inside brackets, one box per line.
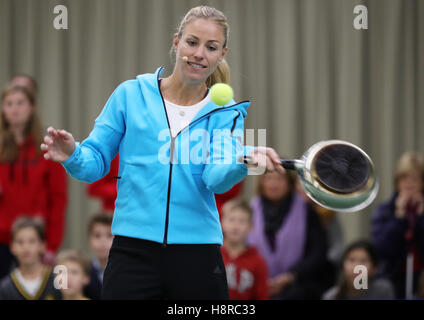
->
[1, 0, 423, 252]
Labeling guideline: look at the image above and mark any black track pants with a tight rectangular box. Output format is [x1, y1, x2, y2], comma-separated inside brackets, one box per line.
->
[102, 236, 229, 300]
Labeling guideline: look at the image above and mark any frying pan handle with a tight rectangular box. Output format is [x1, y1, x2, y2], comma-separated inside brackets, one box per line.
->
[243, 156, 303, 171]
[280, 159, 296, 170]
[280, 159, 303, 170]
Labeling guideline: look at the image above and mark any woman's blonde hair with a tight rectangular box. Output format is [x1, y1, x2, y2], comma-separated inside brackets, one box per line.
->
[173, 6, 230, 86]
[0, 85, 43, 162]
[394, 151, 424, 192]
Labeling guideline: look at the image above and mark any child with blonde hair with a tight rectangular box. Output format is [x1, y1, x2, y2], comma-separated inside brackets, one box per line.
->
[55, 249, 91, 300]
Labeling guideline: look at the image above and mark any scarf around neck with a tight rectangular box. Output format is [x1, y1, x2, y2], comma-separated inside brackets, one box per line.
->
[248, 193, 308, 277]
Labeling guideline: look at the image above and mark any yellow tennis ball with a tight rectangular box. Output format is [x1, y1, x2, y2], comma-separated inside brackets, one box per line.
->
[210, 83, 234, 106]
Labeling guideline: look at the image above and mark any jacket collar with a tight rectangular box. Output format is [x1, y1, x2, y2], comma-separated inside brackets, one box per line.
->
[153, 67, 250, 122]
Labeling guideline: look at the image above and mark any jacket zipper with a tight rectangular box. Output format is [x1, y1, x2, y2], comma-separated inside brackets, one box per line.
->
[157, 79, 172, 247]
[157, 77, 248, 246]
[162, 136, 175, 247]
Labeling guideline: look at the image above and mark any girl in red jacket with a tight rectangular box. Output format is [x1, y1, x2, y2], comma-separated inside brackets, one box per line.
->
[0, 85, 67, 279]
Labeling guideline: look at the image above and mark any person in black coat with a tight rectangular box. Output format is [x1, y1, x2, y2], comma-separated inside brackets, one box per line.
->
[371, 152, 424, 298]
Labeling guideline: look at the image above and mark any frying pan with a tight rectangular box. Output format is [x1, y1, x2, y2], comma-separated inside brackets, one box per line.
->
[245, 140, 379, 212]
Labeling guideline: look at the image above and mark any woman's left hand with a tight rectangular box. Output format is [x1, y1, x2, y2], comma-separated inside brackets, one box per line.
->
[268, 273, 296, 297]
[245, 147, 285, 175]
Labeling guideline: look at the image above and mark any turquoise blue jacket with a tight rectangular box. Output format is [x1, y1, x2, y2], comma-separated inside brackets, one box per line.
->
[62, 67, 252, 245]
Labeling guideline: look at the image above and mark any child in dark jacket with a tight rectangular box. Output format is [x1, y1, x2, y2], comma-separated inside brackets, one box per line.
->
[322, 240, 394, 300]
[55, 249, 91, 300]
[0, 217, 62, 300]
[83, 212, 113, 300]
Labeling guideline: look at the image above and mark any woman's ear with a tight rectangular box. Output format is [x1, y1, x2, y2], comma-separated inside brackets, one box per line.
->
[173, 33, 180, 52]
[220, 47, 228, 61]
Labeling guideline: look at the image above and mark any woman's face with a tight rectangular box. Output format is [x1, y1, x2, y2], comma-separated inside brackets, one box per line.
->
[2, 91, 34, 128]
[398, 169, 423, 195]
[343, 248, 375, 285]
[261, 171, 291, 201]
[174, 18, 228, 84]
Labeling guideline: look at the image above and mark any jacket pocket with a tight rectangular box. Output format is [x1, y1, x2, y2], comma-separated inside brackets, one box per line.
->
[115, 165, 129, 211]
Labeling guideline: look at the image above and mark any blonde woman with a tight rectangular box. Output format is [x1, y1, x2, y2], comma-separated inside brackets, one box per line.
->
[372, 152, 424, 298]
[41, 6, 283, 299]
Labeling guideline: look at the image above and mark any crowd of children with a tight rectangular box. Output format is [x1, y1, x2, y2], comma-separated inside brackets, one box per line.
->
[1, 75, 423, 300]
[0, 212, 112, 300]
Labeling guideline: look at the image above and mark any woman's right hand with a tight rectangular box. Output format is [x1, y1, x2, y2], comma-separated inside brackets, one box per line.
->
[395, 191, 424, 218]
[268, 273, 295, 298]
[40, 126, 76, 163]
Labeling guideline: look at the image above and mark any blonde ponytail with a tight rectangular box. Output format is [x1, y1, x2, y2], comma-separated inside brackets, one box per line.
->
[207, 59, 230, 87]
